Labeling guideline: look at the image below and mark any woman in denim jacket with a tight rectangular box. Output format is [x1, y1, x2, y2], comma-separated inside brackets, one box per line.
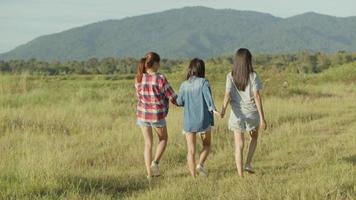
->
[177, 58, 220, 177]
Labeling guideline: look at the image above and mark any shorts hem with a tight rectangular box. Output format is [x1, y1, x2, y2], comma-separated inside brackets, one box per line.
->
[182, 126, 212, 135]
[228, 126, 258, 133]
[137, 120, 166, 128]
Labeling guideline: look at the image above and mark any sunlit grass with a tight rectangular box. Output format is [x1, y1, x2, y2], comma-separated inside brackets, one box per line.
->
[0, 63, 355, 199]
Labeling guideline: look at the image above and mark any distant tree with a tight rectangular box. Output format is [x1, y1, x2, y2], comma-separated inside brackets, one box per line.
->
[316, 52, 331, 71]
[0, 61, 11, 72]
[98, 57, 117, 74]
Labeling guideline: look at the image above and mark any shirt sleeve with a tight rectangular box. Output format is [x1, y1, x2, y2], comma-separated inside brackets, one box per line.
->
[252, 73, 263, 92]
[176, 83, 184, 106]
[225, 73, 233, 93]
[162, 77, 178, 105]
[202, 80, 216, 112]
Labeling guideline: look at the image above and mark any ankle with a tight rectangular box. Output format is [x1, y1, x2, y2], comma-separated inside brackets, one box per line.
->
[245, 163, 252, 167]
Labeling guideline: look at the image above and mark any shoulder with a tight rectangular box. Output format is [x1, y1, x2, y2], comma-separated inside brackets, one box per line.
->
[180, 80, 188, 88]
[156, 73, 166, 80]
[200, 79, 213, 90]
[156, 73, 169, 84]
[200, 78, 210, 85]
[189, 77, 207, 85]
[226, 72, 233, 81]
[250, 72, 259, 79]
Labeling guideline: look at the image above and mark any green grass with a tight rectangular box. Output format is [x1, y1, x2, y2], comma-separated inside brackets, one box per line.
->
[0, 63, 355, 199]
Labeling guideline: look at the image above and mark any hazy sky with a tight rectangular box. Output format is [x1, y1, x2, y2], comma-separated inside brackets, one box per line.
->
[1, 0, 355, 53]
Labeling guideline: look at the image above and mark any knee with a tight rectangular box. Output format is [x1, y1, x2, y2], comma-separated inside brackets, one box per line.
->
[145, 141, 153, 149]
[202, 140, 211, 149]
[187, 148, 196, 156]
[250, 131, 258, 139]
[235, 143, 244, 151]
[158, 134, 168, 142]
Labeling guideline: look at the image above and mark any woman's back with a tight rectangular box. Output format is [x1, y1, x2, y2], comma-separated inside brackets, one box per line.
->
[135, 72, 177, 122]
[177, 77, 215, 132]
[226, 72, 262, 118]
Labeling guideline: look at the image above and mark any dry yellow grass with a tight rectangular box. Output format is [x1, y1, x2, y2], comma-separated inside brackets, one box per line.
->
[0, 63, 355, 199]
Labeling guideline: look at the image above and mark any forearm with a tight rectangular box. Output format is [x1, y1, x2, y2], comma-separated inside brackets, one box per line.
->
[255, 94, 265, 120]
[222, 92, 230, 112]
[170, 95, 178, 106]
[166, 87, 178, 106]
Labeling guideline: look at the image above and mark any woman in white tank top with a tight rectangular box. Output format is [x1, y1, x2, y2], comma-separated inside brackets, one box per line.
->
[221, 48, 267, 177]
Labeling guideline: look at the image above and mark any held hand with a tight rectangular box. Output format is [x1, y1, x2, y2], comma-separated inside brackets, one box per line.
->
[220, 106, 226, 118]
[220, 109, 225, 118]
[213, 110, 222, 119]
[259, 119, 267, 131]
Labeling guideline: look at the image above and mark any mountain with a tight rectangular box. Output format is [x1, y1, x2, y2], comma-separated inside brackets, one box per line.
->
[1, 6, 356, 61]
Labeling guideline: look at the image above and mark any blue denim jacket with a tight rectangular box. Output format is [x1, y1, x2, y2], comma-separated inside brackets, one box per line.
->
[177, 77, 216, 132]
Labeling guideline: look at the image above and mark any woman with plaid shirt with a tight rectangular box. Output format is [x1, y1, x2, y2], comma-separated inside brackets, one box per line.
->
[135, 52, 178, 179]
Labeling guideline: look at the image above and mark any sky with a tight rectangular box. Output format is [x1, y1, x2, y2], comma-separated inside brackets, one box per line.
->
[1, 0, 355, 53]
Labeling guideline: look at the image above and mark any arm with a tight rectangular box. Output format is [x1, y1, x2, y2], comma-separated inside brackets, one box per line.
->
[202, 80, 220, 116]
[252, 73, 266, 130]
[254, 90, 267, 130]
[221, 73, 232, 118]
[162, 78, 178, 106]
[221, 91, 230, 118]
[176, 84, 184, 107]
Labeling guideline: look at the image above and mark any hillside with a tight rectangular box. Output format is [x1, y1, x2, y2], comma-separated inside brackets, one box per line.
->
[1, 6, 356, 61]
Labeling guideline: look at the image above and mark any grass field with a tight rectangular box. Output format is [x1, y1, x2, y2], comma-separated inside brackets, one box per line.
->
[0, 62, 355, 200]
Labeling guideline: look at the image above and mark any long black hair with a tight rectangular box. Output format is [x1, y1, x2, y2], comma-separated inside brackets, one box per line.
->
[232, 48, 254, 91]
[186, 58, 205, 80]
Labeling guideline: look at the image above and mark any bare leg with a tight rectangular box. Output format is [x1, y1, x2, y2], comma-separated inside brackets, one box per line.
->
[234, 130, 244, 177]
[246, 129, 259, 167]
[198, 130, 211, 166]
[185, 133, 197, 177]
[141, 126, 153, 177]
[152, 126, 168, 162]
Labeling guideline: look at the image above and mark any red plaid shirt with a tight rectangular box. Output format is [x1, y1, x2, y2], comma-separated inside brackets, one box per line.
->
[135, 72, 177, 122]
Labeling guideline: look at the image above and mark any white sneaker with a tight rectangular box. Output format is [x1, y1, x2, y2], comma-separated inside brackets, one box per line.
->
[244, 164, 255, 173]
[150, 161, 160, 177]
[196, 164, 208, 177]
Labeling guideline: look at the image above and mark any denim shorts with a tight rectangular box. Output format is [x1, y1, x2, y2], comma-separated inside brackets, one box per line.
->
[182, 126, 211, 135]
[137, 119, 166, 128]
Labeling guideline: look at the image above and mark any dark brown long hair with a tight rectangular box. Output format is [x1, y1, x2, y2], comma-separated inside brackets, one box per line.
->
[186, 58, 205, 80]
[232, 48, 254, 91]
[136, 52, 160, 82]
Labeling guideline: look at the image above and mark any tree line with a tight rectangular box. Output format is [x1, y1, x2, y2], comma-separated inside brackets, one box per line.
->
[209, 51, 356, 74]
[0, 57, 184, 75]
[0, 51, 355, 75]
